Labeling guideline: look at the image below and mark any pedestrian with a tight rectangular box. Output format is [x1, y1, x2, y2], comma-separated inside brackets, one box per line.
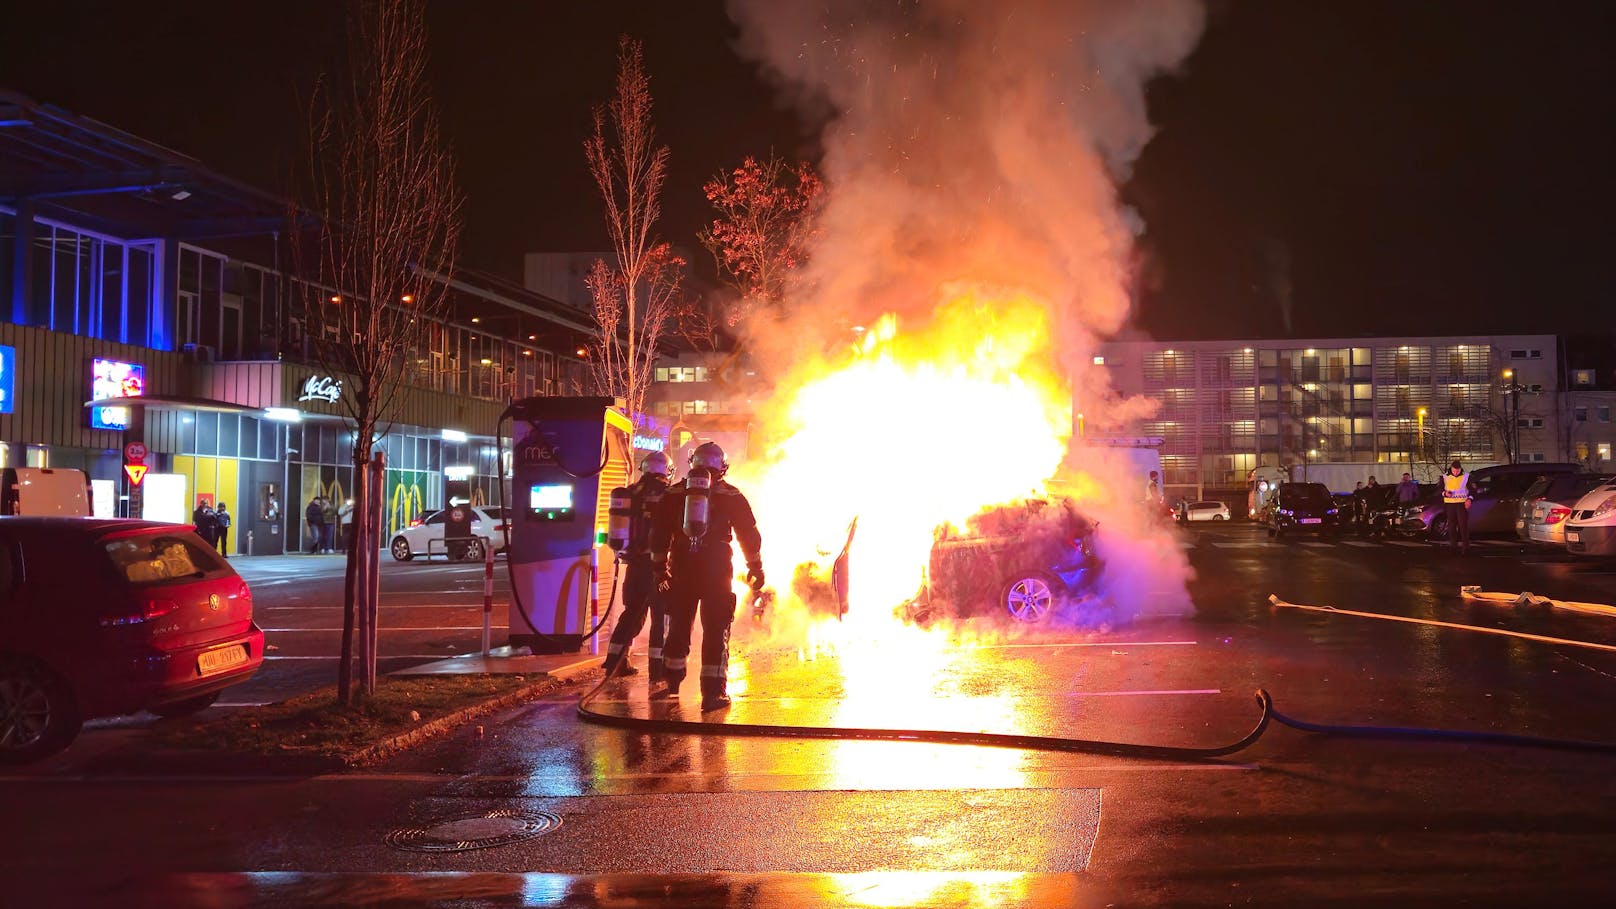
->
[338, 498, 355, 552]
[214, 502, 232, 557]
[306, 496, 326, 554]
[650, 441, 764, 712]
[192, 501, 218, 549]
[1441, 459, 1472, 554]
[320, 496, 338, 553]
[602, 451, 673, 680]
[1396, 472, 1420, 504]
[1146, 470, 1164, 508]
[1351, 481, 1367, 529]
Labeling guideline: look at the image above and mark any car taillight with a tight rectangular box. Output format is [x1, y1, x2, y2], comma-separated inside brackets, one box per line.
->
[409, 518, 424, 527]
[1546, 507, 1572, 525]
[237, 581, 252, 602]
[100, 598, 181, 627]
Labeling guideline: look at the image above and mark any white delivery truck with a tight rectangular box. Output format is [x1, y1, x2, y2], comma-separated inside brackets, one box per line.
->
[1, 467, 93, 516]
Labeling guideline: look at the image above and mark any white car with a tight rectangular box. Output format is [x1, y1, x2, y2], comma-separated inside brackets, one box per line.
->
[389, 506, 509, 561]
[1564, 481, 1616, 558]
[1176, 500, 1231, 522]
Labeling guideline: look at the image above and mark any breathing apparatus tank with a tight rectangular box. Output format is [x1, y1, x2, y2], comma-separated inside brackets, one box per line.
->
[682, 468, 711, 553]
[606, 486, 633, 552]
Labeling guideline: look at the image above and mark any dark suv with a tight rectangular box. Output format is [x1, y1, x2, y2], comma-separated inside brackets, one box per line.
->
[1263, 482, 1341, 538]
[0, 519, 265, 763]
[1404, 463, 1584, 540]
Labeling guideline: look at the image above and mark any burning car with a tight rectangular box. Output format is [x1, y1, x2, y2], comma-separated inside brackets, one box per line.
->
[909, 496, 1103, 625]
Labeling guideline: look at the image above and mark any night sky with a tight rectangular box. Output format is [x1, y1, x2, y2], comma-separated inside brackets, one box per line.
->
[3, 1, 1611, 341]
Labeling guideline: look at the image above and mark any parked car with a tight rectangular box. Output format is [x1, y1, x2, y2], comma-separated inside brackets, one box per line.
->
[1517, 473, 1613, 545]
[1565, 479, 1616, 558]
[389, 506, 509, 561]
[1263, 482, 1341, 538]
[912, 496, 1102, 624]
[0, 518, 264, 764]
[1403, 463, 1584, 540]
[1175, 500, 1231, 522]
[1361, 485, 1406, 538]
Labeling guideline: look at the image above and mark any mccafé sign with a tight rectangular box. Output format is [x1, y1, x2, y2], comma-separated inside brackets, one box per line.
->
[298, 375, 344, 404]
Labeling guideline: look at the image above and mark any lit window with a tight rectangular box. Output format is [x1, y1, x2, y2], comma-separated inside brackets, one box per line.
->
[1092, 356, 1105, 366]
[1600, 443, 1613, 462]
[1574, 369, 1595, 386]
[654, 368, 669, 382]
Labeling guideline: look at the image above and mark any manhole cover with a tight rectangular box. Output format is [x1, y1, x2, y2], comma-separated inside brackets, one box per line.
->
[385, 809, 562, 853]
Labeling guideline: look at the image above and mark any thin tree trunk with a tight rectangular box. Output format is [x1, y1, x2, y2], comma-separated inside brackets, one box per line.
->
[352, 458, 371, 701]
[339, 469, 360, 705]
[364, 449, 386, 693]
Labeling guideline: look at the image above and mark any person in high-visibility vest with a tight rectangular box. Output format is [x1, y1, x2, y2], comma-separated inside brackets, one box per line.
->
[1441, 460, 1473, 554]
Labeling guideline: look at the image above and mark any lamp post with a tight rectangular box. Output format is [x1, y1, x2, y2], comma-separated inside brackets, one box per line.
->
[1499, 363, 1512, 459]
[1413, 406, 1427, 475]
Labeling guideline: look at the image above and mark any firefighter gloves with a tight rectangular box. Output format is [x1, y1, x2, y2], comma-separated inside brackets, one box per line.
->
[746, 562, 765, 591]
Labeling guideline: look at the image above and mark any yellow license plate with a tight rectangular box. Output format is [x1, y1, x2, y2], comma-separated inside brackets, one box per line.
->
[197, 645, 248, 676]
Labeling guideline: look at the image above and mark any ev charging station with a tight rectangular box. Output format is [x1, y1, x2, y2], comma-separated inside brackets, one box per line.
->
[502, 396, 634, 654]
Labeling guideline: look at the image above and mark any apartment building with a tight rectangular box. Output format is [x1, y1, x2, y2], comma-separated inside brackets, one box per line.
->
[1096, 334, 1564, 500]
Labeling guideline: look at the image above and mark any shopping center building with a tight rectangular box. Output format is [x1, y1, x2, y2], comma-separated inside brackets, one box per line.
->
[0, 92, 591, 552]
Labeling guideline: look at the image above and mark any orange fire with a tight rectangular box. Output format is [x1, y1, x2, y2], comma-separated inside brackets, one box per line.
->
[731, 290, 1074, 644]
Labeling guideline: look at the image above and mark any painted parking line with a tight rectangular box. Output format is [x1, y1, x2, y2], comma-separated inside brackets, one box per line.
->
[261, 626, 508, 632]
[1298, 541, 1332, 548]
[1342, 540, 1378, 547]
[263, 654, 457, 660]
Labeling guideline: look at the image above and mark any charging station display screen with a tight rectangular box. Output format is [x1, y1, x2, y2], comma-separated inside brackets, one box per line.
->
[528, 483, 575, 521]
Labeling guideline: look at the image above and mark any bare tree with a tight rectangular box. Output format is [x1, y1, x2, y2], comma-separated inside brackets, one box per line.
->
[294, 0, 462, 705]
[698, 154, 821, 326]
[583, 36, 683, 418]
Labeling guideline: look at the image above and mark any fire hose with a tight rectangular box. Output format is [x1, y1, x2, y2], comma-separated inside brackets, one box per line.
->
[572, 596, 1616, 759]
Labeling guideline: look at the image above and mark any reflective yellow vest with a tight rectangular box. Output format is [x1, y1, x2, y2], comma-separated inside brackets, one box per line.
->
[1442, 472, 1470, 504]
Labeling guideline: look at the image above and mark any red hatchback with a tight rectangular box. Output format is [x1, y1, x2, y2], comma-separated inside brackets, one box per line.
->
[0, 518, 265, 763]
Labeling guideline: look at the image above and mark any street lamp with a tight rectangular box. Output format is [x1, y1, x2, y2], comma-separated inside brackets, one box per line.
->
[1501, 368, 1520, 463]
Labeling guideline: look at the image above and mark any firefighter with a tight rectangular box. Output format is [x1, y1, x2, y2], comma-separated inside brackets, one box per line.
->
[602, 451, 673, 680]
[650, 441, 764, 711]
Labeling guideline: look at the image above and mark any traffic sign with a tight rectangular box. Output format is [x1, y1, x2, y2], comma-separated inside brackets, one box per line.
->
[124, 464, 149, 485]
[124, 441, 148, 463]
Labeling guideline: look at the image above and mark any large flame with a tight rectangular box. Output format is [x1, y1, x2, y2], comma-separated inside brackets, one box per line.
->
[733, 289, 1073, 637]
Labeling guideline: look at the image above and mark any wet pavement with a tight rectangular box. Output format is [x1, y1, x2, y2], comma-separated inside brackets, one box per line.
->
[6, 523, 1616, 906]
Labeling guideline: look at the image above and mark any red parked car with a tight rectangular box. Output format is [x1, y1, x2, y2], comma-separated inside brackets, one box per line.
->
[0, 518, 265, 763]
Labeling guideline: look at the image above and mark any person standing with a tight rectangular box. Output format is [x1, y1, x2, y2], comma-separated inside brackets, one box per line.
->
[320, 496, 338, 554]
[650, 442, 764, 712]
[1351, 481, 1367, 530]
[213, 502, 232, 557]
[338, 498, 354, 552]
[306, 496, 326, 554]
[192, 501, 218, 550]
[602, 451, 673, 680]
[1441, 460, 1472, 554]
[1396, 472, 1420, 505]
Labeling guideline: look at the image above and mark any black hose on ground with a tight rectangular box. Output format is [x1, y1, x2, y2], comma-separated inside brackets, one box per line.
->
[1264, 696, 1616, 754]
[577, 681, 1274, 761]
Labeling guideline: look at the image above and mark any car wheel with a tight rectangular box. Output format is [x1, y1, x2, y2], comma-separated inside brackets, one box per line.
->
[390, 537, 414, 561]
[462, 539, 485, 562]
[1213, 514, 1226, 521]
[1428, 515, 1448, 542]
[147, 691, 222, 718]
[0, 660, 82, 765]
[1002, 571, 1059, 624]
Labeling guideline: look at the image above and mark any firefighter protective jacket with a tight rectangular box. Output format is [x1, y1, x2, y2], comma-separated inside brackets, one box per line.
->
[650, 477, 763, 567]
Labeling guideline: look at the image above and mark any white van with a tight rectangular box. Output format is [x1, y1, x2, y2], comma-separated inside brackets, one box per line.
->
[1564, 479, 1616, 558]
[1, 467, 92, 517]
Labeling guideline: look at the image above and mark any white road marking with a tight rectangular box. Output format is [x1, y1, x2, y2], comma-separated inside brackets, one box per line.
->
[967, 640, 1199, 649]
[263, 654, 456, 660]
[1386, 540, 1427, 548]
[1343, 541, 1378, 548]
[1298, 541, 1332, 548]
[262, 626, 507, 632]
[1211, 541, 1268, 549]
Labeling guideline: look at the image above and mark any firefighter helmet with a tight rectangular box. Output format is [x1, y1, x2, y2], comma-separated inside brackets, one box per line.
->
[639, 451, 671, 477]
[690, 441, 728, 474]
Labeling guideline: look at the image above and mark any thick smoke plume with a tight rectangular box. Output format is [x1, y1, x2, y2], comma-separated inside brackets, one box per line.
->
[726, 0, 1207, 625]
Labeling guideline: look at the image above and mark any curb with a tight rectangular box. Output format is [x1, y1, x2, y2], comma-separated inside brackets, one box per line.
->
[340, 660, 603, 768]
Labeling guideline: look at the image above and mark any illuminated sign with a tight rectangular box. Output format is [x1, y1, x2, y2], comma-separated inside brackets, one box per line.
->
[632, 433, 666, 452]
[124, 464, 149, 485]
[0, 345, 13, 414]
[90, 358, 146, 430]
[297, 375, 344, 404]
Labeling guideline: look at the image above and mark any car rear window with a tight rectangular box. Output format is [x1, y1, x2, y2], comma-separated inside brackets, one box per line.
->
[482, 507, 508, 520]
[103, 531, 232, 586]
